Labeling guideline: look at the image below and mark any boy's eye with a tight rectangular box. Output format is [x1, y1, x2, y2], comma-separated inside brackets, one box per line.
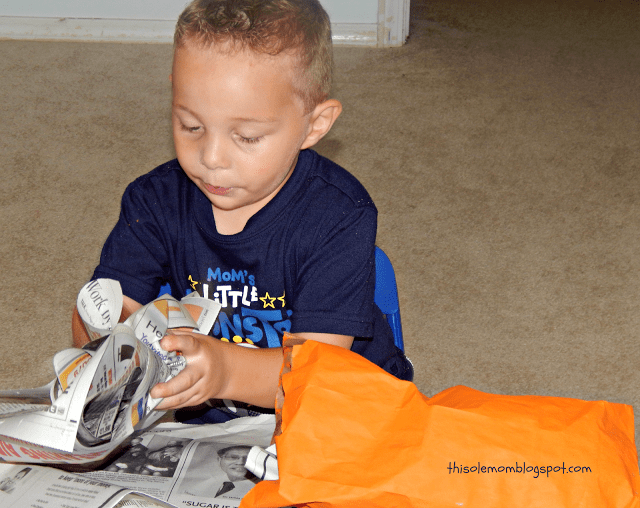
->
[180, 123, 201, 133]
[239, 135, 262, 144]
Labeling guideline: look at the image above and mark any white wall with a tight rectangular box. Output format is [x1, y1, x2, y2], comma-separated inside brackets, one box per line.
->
[0, 0, 407, 47]
[319, 1, 379, 25]
[0, 0, 378, 24]
[0, 0, 188, 19]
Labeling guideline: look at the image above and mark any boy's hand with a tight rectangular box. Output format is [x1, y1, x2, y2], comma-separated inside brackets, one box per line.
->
[150, 331, 352, 411]
[150, 331, 228, 409]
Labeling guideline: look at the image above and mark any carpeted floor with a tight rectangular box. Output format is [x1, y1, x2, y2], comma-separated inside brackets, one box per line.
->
[1, 0, 639, 452]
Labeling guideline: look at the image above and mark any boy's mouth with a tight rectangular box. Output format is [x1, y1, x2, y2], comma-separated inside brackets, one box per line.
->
[204, 184, 232, 196]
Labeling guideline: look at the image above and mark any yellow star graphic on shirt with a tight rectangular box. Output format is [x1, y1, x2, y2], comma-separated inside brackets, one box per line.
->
[260, 292, 276, 309]
[188, 275, 198, 291]
[277, 291, 286, 308]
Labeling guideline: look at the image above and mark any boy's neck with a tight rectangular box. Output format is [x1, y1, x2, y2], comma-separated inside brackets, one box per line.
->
[212, 205, 252, 235]
[211, 154, 300, 235]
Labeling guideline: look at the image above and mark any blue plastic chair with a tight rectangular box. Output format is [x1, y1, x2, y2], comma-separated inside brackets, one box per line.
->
[374, 246, 405, 351]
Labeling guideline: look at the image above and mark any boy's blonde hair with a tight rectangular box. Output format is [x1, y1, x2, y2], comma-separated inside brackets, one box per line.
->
[175, 0, 333, 113]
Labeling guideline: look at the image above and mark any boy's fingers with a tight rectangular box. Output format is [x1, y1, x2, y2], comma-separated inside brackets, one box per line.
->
[152, 383, 193, 409]
[151, 377, 205, 409]
[152, 332, 219, 409]
[160, 333, 195, 353]
[155, 392, 202, 410]
[154, 370, 192, 397]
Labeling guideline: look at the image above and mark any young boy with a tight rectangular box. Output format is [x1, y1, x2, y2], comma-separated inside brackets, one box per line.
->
[72, 0, 412, 421]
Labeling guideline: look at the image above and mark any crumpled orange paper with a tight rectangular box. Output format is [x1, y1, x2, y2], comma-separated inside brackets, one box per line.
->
[241, 336, 640, 508]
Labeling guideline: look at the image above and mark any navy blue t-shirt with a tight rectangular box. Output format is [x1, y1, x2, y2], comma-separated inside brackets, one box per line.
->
[94, 149, 411, 378]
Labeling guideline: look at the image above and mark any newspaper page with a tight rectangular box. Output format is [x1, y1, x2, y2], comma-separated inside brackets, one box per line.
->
[0, 415, 276, 508]
[0, 462, 174, 508]
[0, 280, 221, 464]
[83, 414, 276, 508]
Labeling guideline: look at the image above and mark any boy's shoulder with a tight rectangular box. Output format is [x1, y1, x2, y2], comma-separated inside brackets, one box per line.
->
[297, 149, 376, 211]
[129, 159, 186, 192]
[122, 159, 197, 210]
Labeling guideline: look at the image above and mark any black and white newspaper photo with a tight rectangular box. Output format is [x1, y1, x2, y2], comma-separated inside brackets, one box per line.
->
[178, 442, 259, 500]
[84, 414, 275, 508]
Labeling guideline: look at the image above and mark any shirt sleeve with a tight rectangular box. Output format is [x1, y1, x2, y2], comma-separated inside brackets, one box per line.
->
[289, 203, 378, 338]
[92, 178, 172, 304]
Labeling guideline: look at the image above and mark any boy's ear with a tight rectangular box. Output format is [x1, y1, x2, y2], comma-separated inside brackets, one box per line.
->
[301, 99, 342, 150]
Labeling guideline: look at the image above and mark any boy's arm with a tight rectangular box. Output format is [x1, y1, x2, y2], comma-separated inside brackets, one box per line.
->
[71, 295, 143, 348]
[151, 332, 353, 410]
[73, 288, 351, 408]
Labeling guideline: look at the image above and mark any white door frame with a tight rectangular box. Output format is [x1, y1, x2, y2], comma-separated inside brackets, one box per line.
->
[0, 0, 409, 46]
[379, 0, 411, 47]
[330, 0, 410, 47]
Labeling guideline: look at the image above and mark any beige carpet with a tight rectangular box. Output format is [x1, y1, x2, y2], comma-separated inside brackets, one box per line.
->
[1, 0, 639, 451]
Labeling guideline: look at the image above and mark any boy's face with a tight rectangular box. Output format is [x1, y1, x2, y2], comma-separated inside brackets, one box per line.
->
[172, 41, 313, 229]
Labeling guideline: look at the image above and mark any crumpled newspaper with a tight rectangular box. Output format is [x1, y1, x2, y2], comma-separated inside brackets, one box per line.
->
[246, 443, 279, 481]
[0, 279, 221, 461]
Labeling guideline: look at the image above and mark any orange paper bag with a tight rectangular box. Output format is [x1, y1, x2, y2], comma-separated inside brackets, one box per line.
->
[241, 338, 640, 508]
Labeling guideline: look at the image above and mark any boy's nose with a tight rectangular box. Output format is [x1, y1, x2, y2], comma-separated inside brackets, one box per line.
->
[201, 133, 230, 170]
